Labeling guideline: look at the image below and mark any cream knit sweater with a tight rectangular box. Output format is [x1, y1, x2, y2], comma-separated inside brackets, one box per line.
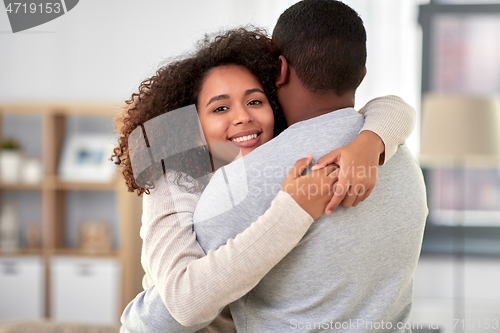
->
[139, 95, 415, 332]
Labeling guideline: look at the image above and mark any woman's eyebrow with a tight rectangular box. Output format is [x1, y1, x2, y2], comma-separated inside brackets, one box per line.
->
[245, 88, 264, 96]
[206, 94, 229, 107]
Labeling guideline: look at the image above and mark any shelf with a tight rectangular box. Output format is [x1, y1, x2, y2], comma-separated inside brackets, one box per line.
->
[0, 103, 144, 321]
[49, 248, 119, 258]
[44, 175, 118, 191]
[0, 103, 121, 117]
[0, 248, 43, 257]
[0, 182, 43, 191]
[0, 177, 118, 191]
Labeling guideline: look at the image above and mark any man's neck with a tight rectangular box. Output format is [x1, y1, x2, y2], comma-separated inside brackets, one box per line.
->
[285, 93, 355, 126]
[278, 67, 355, 126]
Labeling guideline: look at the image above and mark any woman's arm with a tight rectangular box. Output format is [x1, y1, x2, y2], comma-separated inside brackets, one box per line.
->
[313, 95, 415, 211]
[141, 157, 334, 327]
[359, 95, 415, 164]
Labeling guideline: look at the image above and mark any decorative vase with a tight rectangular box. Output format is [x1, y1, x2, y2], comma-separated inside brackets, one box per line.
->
[0, 150, 22, 183]
[21, 157, 44, 184]
[0, 201, 20, 253]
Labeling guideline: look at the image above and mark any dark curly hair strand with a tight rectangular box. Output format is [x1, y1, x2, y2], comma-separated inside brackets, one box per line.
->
[112, 27, 285, 196]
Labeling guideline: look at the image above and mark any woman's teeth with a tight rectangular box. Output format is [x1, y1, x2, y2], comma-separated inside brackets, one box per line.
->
[231, 133, 258, 143]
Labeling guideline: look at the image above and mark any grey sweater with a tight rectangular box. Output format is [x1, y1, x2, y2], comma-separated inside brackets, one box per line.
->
[192, 107, 428, 332]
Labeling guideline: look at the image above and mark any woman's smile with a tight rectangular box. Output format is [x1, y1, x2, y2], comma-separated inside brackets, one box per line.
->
[196, 64, 275, 158]
[229, 130, 261, 146]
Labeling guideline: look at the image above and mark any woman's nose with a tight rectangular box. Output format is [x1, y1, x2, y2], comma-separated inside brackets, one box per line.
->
[232, 105, 253, 125]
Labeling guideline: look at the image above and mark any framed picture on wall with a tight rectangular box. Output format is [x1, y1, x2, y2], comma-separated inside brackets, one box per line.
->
[58, 134, 117, 182]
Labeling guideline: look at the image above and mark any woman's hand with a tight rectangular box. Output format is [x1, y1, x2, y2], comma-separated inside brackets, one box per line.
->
[311, 130, 384, 213]
[281, 154, 338, 220]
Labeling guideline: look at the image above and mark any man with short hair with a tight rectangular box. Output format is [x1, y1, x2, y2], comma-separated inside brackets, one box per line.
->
[192, 1, 426, 331]
[121, 1, 427, 332]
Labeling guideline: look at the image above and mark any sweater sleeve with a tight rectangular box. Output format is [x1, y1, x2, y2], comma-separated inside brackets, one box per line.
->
[120, 289, 236, 333]
[358, 95, 415, 164]
[141, 173, 314, 327]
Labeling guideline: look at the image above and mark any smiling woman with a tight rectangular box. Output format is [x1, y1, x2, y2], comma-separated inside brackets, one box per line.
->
[197, 65, 275, 157]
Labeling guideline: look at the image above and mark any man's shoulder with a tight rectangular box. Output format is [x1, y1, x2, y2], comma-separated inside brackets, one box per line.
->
[376, 145, 428, 214]
[383, 144, 419, 170]
[244, 108, 364, 161]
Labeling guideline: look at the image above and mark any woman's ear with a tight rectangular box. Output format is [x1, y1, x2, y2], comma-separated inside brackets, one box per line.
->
[276, 55, 290, 88]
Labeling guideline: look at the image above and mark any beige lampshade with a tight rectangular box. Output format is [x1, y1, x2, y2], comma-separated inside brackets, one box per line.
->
[420, 94, 500, 165]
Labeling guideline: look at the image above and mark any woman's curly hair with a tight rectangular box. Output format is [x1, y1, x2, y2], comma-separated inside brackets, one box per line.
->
[112, 27, 285, 196]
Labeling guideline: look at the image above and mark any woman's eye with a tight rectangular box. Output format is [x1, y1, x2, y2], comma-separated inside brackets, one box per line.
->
[248, 100, 262, 106]
[213, 106, 228, 113]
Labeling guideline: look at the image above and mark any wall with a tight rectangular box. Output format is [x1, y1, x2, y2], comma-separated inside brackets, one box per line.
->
[0, 0, 293, 102]
[0, 0, 423, 155]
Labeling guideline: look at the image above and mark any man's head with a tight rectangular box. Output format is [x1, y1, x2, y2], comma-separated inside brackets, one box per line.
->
[273, 0, 366, 96]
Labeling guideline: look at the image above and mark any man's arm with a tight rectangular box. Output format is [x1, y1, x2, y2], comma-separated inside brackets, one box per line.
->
[120, 286, 209, 333]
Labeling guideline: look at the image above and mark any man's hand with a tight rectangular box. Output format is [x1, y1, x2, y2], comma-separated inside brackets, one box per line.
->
[311, 130, 384, 214]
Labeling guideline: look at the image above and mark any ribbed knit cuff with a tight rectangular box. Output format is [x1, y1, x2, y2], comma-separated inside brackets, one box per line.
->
[359, 95, 415, 164]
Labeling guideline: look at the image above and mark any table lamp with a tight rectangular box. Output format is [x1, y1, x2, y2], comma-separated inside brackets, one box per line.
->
[419, 93, 500, 332]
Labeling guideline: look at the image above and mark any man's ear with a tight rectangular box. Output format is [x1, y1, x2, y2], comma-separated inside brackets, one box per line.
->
[276, 55, 290, 88]
[358, 67, 367, 86]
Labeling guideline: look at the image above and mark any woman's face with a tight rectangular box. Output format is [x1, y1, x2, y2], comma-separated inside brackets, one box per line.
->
[197, 65, 275, 157]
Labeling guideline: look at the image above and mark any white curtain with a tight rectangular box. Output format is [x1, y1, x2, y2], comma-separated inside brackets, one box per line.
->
[342, 0, 425, 157]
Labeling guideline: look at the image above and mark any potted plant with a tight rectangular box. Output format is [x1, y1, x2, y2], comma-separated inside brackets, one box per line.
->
[0, 138, 22, 183]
